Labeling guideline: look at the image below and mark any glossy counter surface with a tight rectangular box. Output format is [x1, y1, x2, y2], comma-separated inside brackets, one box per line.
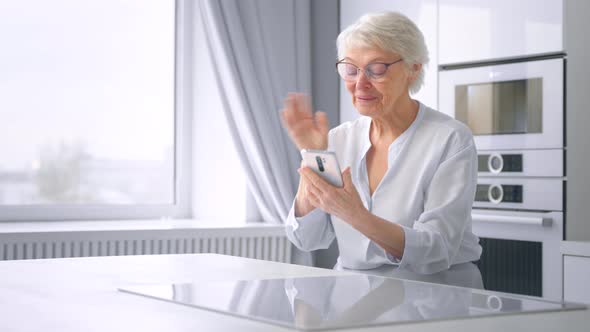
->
[121, 275, 582, 330]
[0, 254, 587, 331]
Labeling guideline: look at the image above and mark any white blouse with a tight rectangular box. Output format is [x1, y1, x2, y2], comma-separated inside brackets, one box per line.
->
[285, 102, 482, 275]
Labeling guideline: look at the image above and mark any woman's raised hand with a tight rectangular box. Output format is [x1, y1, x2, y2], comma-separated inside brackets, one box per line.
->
[281, 93, 329, 151]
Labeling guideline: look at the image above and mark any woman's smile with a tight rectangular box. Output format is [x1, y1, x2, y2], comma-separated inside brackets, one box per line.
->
[356, 95, 377, 102]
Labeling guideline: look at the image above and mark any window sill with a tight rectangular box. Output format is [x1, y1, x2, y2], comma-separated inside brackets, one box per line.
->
[0, 219, 285, 235]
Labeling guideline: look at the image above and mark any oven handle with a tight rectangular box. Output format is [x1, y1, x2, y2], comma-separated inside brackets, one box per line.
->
[472, 213, 552, 227]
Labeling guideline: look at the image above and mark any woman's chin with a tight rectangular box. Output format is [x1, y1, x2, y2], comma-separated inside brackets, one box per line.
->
[354, 104, 379, 116]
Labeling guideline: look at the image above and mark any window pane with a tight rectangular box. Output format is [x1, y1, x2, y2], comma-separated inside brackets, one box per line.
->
[0, 0, 175, 205]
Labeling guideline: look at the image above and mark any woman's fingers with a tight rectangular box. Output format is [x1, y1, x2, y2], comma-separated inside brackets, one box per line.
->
[298, 170, 318, 209]
[294, 93, 313, 117]
[301, 174, 324, 207]
[281, 92, 329, 150]
[282, 94, 309, 128]
[280, 108, 291, 129]
[282, 95, 297, 122]
[282, 97, 305, 138]
[306, 188, 322, 208]
[303, 94, 313, 116]
[299, 167, 332, 193]
[341, 167, 353, 188]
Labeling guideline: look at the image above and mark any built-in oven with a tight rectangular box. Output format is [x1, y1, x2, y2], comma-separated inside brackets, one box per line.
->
[439, 55, 566, 301]
[470, 161, 564, 301]
[439, 57, 564, 150]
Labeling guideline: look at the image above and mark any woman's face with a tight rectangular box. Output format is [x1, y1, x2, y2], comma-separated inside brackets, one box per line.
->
[342, 47, 415, 117]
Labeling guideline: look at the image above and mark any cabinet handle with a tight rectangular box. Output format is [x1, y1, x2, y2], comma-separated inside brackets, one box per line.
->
[472, 214, 552, 227]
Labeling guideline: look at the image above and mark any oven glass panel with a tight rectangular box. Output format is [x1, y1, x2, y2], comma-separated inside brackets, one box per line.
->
[477, 154, 523, 172]
[475, 184, 523, 203]
[477, 155, 489, 171]
[475, 184, 490, 201]
[502, 154, 523, 172]
[455, 78, 542, 135]
[502, 185, 523, 202]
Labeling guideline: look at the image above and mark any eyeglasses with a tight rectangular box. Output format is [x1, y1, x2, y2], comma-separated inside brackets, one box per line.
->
[335, 59, 404, 82]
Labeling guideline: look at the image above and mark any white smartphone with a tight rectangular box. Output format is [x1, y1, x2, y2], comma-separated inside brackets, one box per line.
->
[300, 149, 343, 187]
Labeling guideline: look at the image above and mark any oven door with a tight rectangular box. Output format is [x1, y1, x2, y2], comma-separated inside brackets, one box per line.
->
[439, 58, 563, 150]
[472, 209, 562, 301]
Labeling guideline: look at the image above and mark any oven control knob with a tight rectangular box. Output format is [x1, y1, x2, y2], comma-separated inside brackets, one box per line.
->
[488, 184, 504, 204]
[488, 153, 504, 174]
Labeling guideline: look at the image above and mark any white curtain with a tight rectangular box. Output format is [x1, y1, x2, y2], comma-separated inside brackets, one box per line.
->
[199, 0, 313, 264]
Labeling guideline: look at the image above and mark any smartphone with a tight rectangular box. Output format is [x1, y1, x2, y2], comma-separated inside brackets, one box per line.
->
[300, 149, 343, 187]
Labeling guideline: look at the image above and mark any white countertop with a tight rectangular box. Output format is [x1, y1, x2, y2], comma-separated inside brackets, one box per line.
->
[561, 241, 590, 257]
[0, 254, 587, 331]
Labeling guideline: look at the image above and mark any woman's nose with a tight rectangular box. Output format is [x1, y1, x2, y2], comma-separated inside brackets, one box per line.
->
[355, 70, 372, 89]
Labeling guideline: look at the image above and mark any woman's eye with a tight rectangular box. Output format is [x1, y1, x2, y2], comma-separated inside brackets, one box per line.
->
[368, 64, 387, 76]
[345, 65, 357, 75]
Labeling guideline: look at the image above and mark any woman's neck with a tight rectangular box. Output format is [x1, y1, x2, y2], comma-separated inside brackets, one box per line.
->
[370, 96, 419, 147]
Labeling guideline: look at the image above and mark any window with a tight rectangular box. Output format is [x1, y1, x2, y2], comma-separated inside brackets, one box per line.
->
[0, 0, 185, 220]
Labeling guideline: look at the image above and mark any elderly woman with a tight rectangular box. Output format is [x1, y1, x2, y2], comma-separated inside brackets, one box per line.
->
[281, 12, 482, 285]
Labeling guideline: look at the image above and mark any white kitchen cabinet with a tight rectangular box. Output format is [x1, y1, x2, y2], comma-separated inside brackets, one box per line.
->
[564, 256, 590, 304]
[562, 241, 590, 304]
[339, 0, 438, 123]
[439, 0, 563, 64]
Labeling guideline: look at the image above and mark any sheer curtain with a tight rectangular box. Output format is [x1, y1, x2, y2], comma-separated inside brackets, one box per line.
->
[199, 0, 313, 264]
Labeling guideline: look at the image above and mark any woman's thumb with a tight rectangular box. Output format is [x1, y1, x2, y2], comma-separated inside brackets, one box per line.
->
[342, 167, 353, 186]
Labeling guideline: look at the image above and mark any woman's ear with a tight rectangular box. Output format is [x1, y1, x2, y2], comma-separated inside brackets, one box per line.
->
[409, 63, 422, 81]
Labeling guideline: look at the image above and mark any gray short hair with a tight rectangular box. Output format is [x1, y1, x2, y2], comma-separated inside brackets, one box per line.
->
[337, 11, 429, 94]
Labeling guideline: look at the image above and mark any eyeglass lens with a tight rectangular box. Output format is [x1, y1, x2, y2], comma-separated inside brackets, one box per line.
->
[336, 62, 390, 81]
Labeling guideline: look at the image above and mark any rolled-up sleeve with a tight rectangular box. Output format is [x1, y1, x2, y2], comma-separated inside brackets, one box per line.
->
[285, 201, 336, 251]
[394, 143, 477, 274]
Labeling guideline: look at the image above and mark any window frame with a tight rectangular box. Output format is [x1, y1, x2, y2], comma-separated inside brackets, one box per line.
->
[0, 0, 192, 221]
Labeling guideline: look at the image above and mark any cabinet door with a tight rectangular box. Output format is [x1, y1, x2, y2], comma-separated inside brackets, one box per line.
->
[439, 0, 563, 64]
[564, 255, 590, 304]
[339, 0, 438, 123]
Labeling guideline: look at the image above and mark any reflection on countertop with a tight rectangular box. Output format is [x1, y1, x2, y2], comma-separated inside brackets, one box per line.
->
[119, 274, 584, 330]
[334, 261, 484, 289]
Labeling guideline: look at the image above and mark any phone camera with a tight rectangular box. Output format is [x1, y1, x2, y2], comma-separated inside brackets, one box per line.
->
[315, 156, 325, 172]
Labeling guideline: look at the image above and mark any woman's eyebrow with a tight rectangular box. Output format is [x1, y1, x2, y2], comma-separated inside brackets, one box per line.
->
[342, 56, 393, 63]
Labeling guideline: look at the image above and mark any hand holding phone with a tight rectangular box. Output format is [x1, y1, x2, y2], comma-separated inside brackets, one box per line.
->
[300, 149, 343, 188]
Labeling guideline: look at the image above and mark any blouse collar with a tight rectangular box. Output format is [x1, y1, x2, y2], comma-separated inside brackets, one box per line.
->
[357, 101, 425, 171]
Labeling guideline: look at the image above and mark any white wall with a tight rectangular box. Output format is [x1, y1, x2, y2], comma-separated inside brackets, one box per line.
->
[311, 0, 340, 128]
[564, 0, 590, 241]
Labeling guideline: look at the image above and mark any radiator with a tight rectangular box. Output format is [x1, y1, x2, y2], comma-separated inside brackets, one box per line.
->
[0, 224, 292, 263]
